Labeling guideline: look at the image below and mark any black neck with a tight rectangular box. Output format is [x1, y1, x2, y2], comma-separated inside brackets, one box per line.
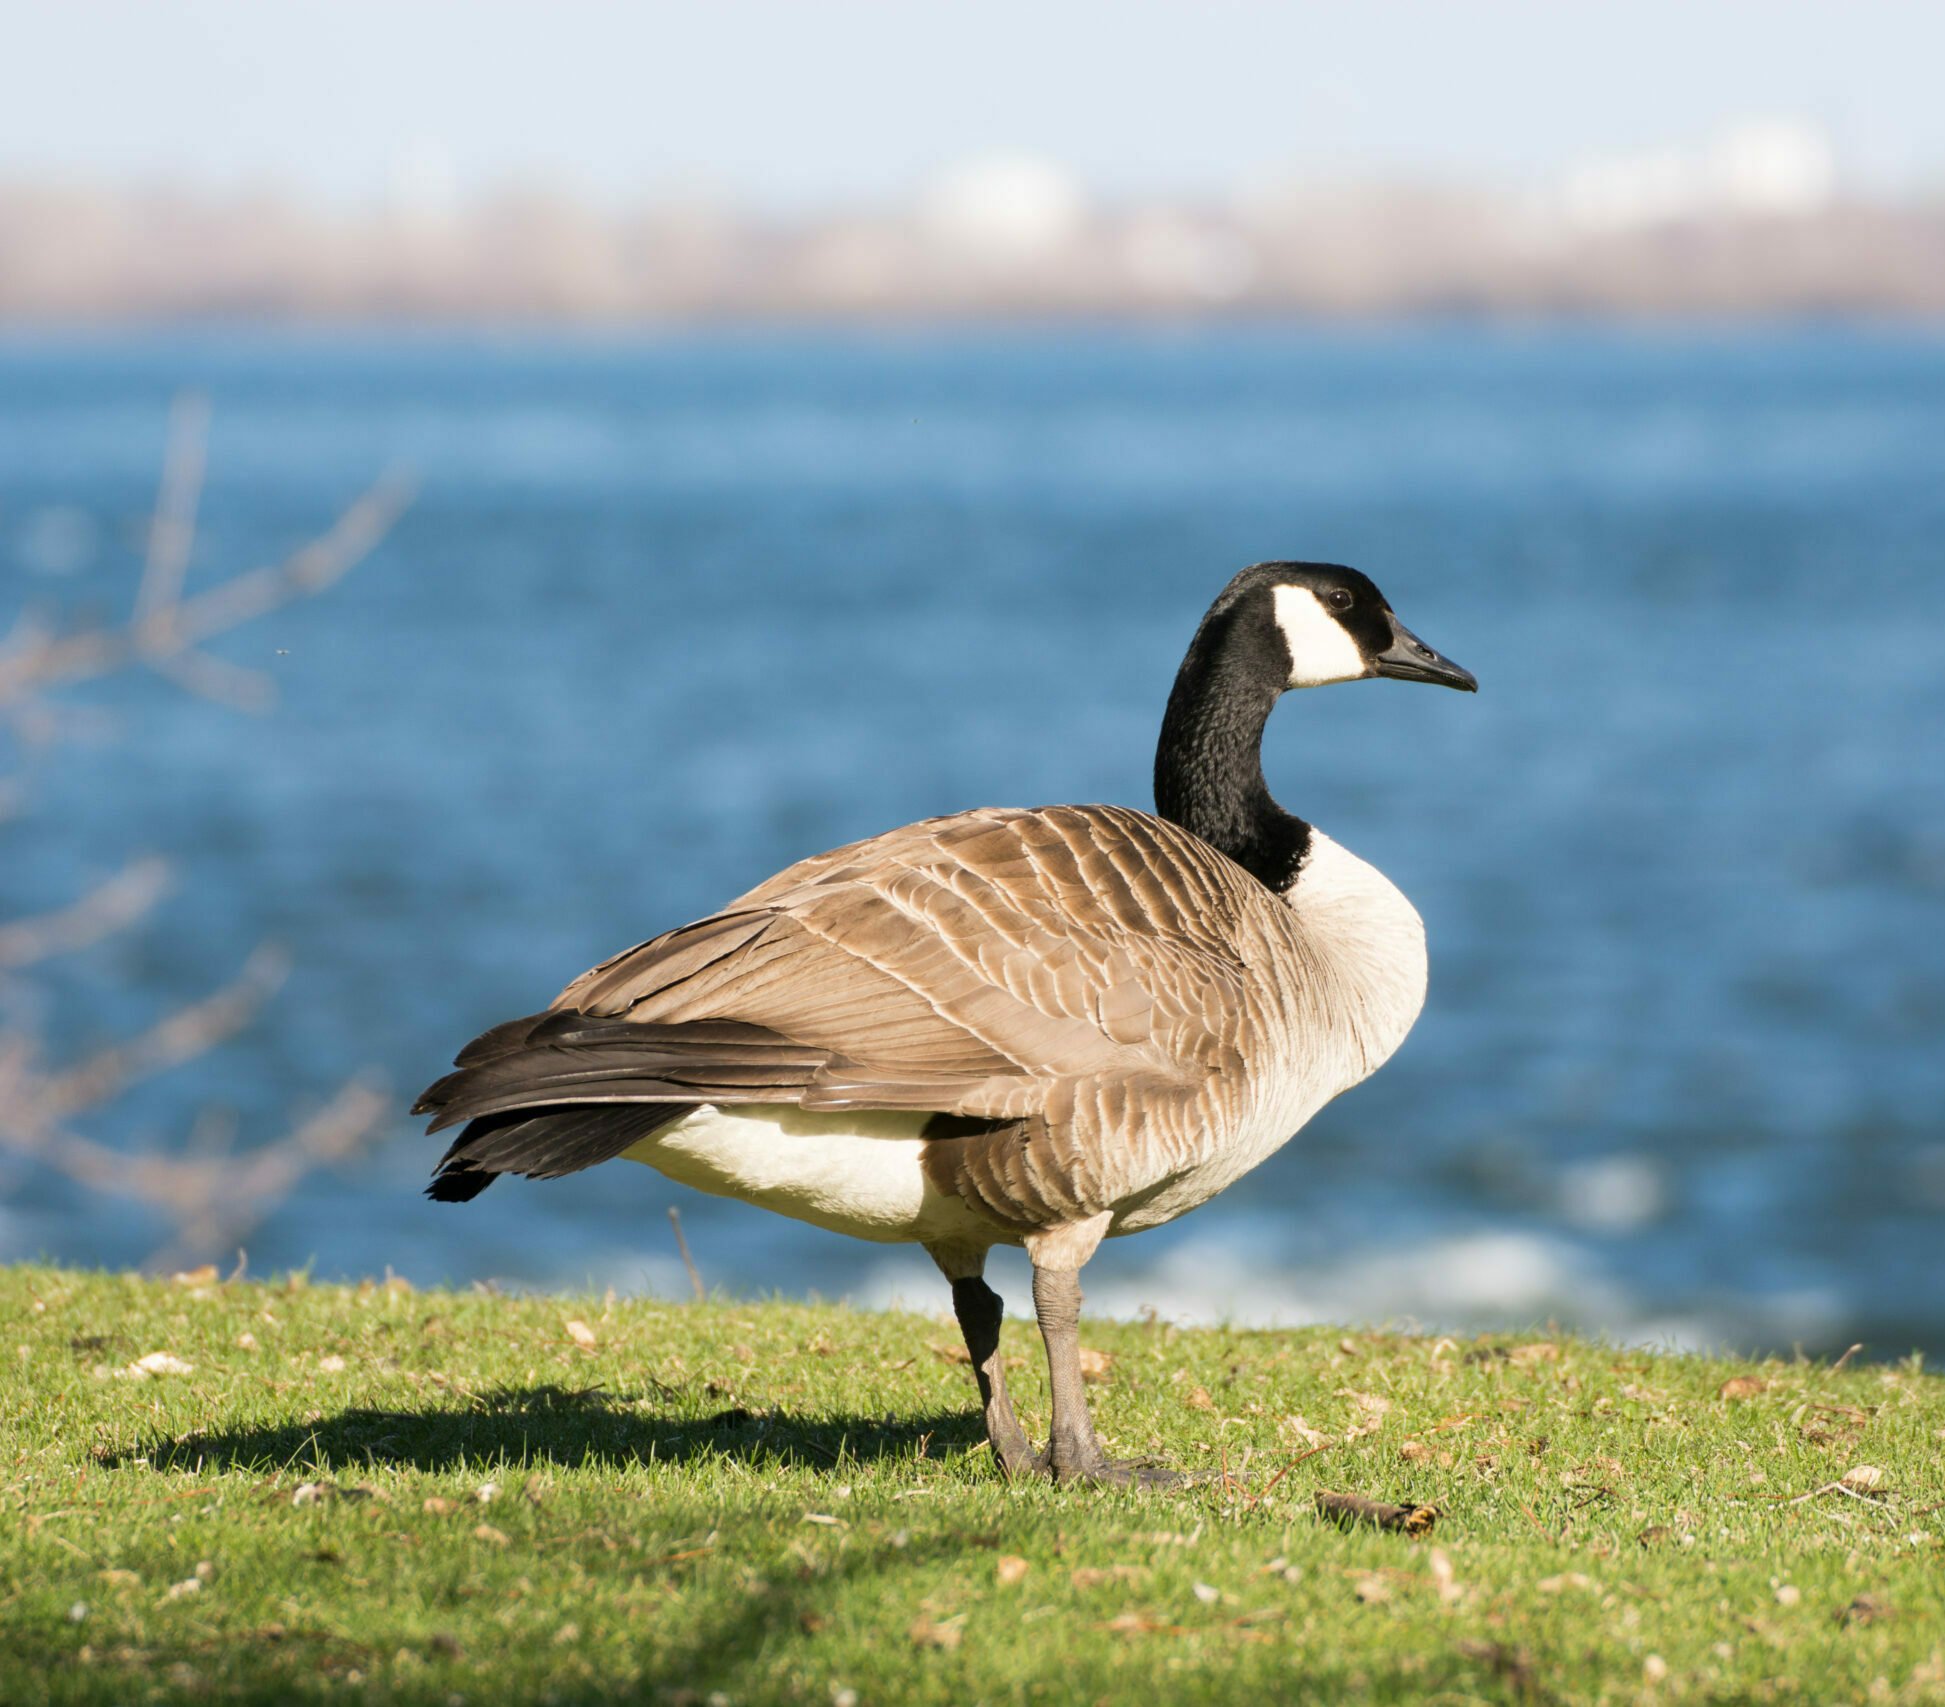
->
[1153, 600, 1311, 893]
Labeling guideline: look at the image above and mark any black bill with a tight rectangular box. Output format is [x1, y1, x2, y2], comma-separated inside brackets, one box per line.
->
[1372, 616, 1477, 692]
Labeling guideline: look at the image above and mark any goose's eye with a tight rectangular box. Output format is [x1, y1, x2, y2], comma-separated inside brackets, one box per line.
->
[1326, 588, 1354, 613]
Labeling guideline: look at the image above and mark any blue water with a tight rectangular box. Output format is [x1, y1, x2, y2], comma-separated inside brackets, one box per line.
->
[3, 327, 1943, 1356]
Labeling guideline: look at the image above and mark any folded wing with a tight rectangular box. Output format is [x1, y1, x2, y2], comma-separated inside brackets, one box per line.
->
[420, 804, 1262, 1198]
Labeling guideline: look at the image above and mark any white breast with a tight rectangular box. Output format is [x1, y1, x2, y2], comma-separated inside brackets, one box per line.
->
[1109, 830, 1428, 1235]
[1281, 829, 1430, 1083]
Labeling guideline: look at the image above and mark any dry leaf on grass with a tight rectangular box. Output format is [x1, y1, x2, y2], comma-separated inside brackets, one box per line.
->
[316, 1355, 346, 1374]
[1353, 1574, 1390, 1604]
[1428, 1548, 1463, 1605]
[422, 1497, 455, 1515]
[1775, 1584, 1802, 1607]
[129, 1352, 193, 1377]
[1840, 1465, 1884, 1492]
[170, 1265, 219, 1287]
[473, 1524, 509, 1547]
[1339, 1390, 1393, 1438]
[1072, 1565, 1150, 1589]
[996, 1555, 1031, 1587]
[1184, 1385, 1216, 1411]
[1429, 1411, 1483, 1434]
[908, 1615, 964, 1650]
[1508, 1342, 1559, 1366]
[565, 1319, 597, 1348]
[1283, 1415, 1333, 1449]
[1077, 1346, 1114, 1384]
[1718, 1375, 1767, 1400]
[1841, 1594, 1893, 1626]
[1537, 1572, 1597, 1595]
[928, 1342, 972, 1365]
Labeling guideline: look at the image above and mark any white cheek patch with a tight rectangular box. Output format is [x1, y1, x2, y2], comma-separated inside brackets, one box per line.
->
[1272, 585, 1368, 687]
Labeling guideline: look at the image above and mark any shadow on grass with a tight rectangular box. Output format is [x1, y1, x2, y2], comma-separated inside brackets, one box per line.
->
[94, 1382, 988, 1476]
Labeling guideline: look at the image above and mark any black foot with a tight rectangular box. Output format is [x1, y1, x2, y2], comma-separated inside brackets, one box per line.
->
[1066, 1457, 1188, 1490]
[992, 1436, 1048, 1480]
[1044, 1448, 1187, 1489]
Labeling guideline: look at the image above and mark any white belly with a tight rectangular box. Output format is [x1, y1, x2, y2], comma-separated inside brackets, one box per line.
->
[621, 1104, 998, 1248]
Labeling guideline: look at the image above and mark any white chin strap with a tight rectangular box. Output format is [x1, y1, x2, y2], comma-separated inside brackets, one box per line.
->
[1272, 585, 1368, 688]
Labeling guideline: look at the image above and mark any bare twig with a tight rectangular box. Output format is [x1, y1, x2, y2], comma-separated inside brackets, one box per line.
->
[137, 391, 210, 630]
[28, 944, 290, 1124]
[0, 858, 171, 972]
[1241, 1439, 1338, 1510]
[145, 1075, 391, 1273]
[147, 646, 279, 714]
[668, 1205, 705, 1301]
[0, 463, 414, 712]
[0, 397, 410, 1270]
[1828, 1343, 1865, 1374]
[1, 1065, 386, 1273]
[1780, 1480, 1889, 1508]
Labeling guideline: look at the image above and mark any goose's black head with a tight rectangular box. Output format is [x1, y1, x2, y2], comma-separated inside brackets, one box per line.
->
[1203, 561, 1477, 697]
[1155, 561, 1475, 890]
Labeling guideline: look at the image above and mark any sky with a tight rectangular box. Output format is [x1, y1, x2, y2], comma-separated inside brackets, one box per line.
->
[3, 0, 1939, 209]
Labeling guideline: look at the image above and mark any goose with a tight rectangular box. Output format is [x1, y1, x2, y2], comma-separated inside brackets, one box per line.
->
[418, 561, 1475, 1486]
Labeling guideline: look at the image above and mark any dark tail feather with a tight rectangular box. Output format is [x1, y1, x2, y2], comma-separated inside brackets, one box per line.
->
[414, 1014, 827, 1129]
[453, 1011, 554, 1068]
[425, 1100, 695, 1200]
[425, 1162, 495, 1202]
[418, 1009, 832, 1201]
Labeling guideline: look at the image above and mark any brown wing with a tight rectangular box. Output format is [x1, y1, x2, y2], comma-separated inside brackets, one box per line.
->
[551, 804, 1259, 1116]
[420, 804, 1275, 1199]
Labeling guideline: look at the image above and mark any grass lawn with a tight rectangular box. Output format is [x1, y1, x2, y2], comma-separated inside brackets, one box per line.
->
[2, 1262, 1941, 1705]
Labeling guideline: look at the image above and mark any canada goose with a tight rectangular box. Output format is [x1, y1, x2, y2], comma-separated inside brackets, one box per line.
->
[419, 561, 1474, 1485]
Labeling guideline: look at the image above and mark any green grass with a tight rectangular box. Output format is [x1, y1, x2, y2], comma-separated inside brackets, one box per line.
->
[3, 1264, 1941, 1705]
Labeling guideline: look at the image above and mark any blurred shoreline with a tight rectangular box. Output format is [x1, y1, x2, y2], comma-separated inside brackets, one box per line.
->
[9, 128, 1945, 324]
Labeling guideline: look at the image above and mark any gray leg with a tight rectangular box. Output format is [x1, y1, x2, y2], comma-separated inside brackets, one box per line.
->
[950, 1276, 1041, 1479]
[1031, 1263, 1183, 1488]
